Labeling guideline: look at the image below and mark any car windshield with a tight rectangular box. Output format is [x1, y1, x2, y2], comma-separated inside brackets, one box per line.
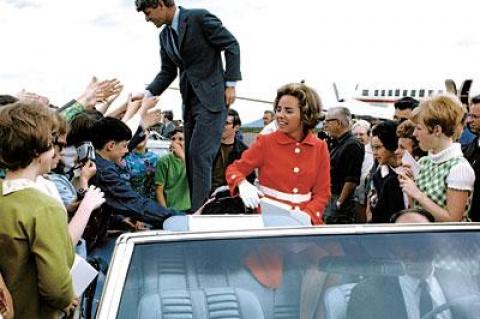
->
[115, 229, 480, 319]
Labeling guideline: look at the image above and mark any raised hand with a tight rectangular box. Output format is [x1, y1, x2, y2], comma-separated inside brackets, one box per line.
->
[170, 140, 185, 161]
[77, 76, 100, 110]
[96, 79, 124, 113]
[121, 93, 142, 122]
[141, 109, 163, 129]
[139, 95, 160, 116]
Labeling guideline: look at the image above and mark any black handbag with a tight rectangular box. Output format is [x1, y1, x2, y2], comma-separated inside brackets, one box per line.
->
[202, 192, 255, 215]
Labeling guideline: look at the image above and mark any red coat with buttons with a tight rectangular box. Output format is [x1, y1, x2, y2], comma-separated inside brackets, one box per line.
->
[226, 130, 331, 224]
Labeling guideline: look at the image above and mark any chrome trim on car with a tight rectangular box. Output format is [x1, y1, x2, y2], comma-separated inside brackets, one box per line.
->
[96, 236, 135, 319]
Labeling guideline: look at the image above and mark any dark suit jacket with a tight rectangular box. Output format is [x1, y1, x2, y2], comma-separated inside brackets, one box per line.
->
[462, 137, 480, 221]
[347, 269, 480, 319]
[147, 7, 241, 112]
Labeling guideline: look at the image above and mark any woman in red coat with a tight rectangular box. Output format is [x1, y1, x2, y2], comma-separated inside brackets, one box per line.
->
[226, 83, 331, 224]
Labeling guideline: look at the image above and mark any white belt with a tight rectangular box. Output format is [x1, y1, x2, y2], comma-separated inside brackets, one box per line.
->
[259, 185, 311, 204]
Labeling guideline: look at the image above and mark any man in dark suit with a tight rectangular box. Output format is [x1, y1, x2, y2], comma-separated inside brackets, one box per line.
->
[135, 0, 241, 210]
[347, 237, 480, 319]
[462, 94, 480, 222]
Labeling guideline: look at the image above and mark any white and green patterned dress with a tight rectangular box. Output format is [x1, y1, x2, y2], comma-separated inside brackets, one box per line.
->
[414, 143, 475, 221]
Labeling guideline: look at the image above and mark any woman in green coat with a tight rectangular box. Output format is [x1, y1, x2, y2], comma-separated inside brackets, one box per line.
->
[0, 101, 78, 318]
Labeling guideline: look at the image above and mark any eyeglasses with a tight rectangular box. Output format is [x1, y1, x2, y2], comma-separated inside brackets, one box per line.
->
[224, 121, 234, 126]
[53, 136, 67, 152]
[324, 118, 339, 123]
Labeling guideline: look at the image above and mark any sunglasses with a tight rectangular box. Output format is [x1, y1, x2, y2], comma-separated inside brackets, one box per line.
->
[53, 136, 67, 152]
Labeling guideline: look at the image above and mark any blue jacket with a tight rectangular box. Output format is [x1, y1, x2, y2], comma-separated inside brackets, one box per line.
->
[94, 154, 182, 228]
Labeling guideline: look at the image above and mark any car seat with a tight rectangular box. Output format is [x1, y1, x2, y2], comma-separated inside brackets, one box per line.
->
[137, 287, 264, 319]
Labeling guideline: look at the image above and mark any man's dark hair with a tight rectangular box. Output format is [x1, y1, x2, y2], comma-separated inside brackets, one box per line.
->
[163, 110, 173, 121]
[390, 208, 435, 223]
[394, 96, 419, 110]
[0, 95, 18, 107]
[228, 108, 241, 127]
[67, 110, 104, 146]
[92, 117, 132, 150]
[471, 94, 480, 105]
[135, 0, 175, 11]
[264, 110, 274, 117]
[371, 120, 399, 152]
[168, 126, 184, 139]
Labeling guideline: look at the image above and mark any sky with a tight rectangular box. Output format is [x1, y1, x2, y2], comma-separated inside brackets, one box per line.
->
[2, 0, 480, 123]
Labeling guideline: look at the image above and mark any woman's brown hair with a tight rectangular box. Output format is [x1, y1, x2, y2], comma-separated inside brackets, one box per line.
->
[0, 102, 56, 170]
[273, 83, 323, 134]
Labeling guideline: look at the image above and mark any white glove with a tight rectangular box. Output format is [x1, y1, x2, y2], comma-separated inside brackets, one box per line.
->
[238, 180, 263, 209]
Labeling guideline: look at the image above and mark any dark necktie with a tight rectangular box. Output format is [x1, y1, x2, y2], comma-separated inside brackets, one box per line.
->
[168, 26, 179, 48]
[166, 25, 182, 65]
[419, 280, 433, 318]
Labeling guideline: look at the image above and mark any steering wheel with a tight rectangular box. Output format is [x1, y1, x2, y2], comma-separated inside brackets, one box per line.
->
[421, 294, 480, 319]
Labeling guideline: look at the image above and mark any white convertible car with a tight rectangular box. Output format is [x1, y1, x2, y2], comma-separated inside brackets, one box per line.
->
[91, 219, 480, 319]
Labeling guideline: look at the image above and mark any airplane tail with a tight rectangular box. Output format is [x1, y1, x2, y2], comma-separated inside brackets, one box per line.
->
[332, 82, 344, 102]
[445, 79, 457, 95]
[445, 79, 473, 105]
[459, 79, 473, 105]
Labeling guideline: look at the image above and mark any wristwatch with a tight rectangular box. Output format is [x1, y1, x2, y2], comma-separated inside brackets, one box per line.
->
[335, 200, 342, 210]
[77, 188, 87, 200]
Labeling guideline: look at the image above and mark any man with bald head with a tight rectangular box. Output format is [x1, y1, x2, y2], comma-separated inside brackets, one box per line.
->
[323, 107, 364, 224]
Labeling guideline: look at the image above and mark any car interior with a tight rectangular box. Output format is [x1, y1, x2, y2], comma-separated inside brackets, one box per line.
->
[111, 230, 480, 319]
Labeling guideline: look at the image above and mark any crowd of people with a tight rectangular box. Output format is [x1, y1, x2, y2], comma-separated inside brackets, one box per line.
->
[2, 79, 480, 317]
[2, 0, 480, 318]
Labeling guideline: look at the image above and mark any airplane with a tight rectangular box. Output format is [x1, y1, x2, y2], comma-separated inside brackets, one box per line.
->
[351, 79, 473, 106]
[331, 79, 474, 120]
[162, 79, 475, 125]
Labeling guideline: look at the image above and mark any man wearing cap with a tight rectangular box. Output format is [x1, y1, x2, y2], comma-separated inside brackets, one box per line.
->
[135, 0, 241, 211]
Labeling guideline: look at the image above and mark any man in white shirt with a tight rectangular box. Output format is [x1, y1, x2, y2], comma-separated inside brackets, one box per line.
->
[347, 237, 479, 319]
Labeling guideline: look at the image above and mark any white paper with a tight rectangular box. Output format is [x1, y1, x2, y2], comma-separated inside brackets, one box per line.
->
[401, 150, 421, 178]
[70, 254, 98, 296]
[260, 197, 312, 225]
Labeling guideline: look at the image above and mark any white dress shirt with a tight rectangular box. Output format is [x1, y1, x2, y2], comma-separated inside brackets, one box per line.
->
[398, 272, 452, 319]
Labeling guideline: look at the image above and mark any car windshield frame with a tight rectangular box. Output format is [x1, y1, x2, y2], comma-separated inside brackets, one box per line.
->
[95, 223, 480, 319]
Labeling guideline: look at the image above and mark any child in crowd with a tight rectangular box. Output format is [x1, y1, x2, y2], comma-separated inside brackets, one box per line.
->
[155, 127, 191, 211]
[92, 117, 182, 228]
[124, 130, 159, 200]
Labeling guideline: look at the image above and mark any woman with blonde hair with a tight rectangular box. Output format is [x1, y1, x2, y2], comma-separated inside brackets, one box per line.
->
[399, 94, 475, 222]
[226, 83, 331, 224]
